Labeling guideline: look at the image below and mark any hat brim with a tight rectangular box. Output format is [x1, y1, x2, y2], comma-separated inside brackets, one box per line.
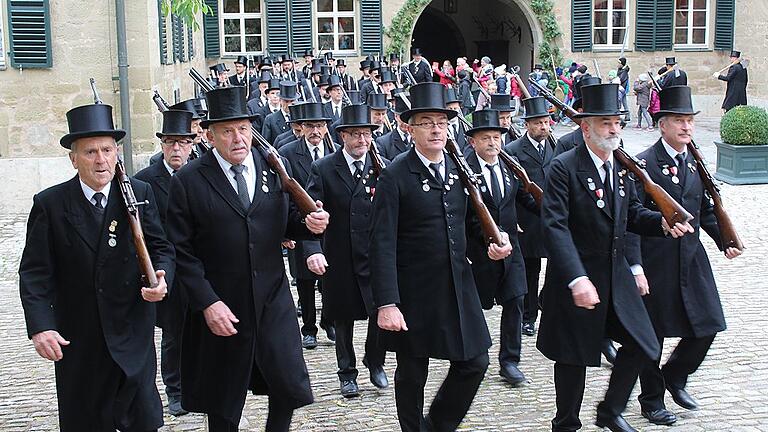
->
[521, 112, 551, 120]
[200, 114, 259, 129]
[60, 129, 126, 149]
[400, 108, 458, 123]
[336, 123, 379, 132]
[465, 126, 508, 136]
[652, 109, 700, 122]
[280, 95, 298, 101]
[156, 132, 198, 139]
[445, 99, 461, 105]
[573, 109, 628, 119]
[293, 116, 332, 123]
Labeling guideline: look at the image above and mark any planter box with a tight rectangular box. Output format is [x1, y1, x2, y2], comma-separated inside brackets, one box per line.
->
[714, 141, 768, 185]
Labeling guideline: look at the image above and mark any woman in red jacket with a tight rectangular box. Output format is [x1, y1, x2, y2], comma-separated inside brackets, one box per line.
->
[433, 60, 457, 87]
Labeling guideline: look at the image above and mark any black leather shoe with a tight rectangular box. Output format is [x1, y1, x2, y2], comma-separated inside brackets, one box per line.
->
[522, 322, 536, 336]
[641, 408, 677, 425]
[499, 363, 526, 387]
[168, 396, 188, 417]
[302, 334, 317, 349]
[602, 340, 618, 365]
[595, 414, 637, 432]
[666, 385, 699, 410]
[340, 379, 360, 398]
[368, 365, 389, 389]
[323, 324, 336, 342]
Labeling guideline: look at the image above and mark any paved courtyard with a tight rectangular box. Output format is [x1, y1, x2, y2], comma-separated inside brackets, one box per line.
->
[2, 119, 767, 431]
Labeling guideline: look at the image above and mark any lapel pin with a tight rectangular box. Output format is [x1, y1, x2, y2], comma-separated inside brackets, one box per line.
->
[365, 186, 371, 194]
[619, 187, 626, 197]
[595, 189, 605, 208]
[480, 185, 487, 192]
[108, 238, 117, 247]
[422, 184, 430, 192]
[671, 176, 680, 184]
[444, 184, 451, 191]
[262, 185, 270, 193]
[662, 166, 670, 176]
[448, 178, 455, 186]
[688, 162, 696, 173]
[596, 199, 605, 209]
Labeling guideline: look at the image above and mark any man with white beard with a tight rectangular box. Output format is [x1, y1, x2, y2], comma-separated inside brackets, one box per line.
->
[536, 83, 694, 432]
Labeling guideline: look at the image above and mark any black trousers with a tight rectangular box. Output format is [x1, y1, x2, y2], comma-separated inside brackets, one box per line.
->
[394, 352, 489, 432]
[499, 296, 523, 367]
[160, 308, 186, 399]
[638, 334, 716, 411]
[207, 397, 294, 432]
[296, 278, 332, 336]
[552, 307, 653, 431]
[335, 318, 386, 381]
[522, 257, 543, 324]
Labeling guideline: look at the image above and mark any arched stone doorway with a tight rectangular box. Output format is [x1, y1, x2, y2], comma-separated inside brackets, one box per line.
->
[409, 0, 540, 79]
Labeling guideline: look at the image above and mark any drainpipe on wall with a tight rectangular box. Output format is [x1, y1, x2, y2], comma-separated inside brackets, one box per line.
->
[115, 0, 134, 174]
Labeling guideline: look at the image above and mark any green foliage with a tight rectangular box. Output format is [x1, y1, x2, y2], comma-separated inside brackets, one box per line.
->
[531, 0, 563, 68]
[720, 105, 768, 145]
[383, 0, 432, 56]
[161, 0, 212, 31]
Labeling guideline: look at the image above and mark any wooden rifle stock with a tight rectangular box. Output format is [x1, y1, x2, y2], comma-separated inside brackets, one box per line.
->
[530, 79, 693, 226]
[445, 138, 506, 247]
[368, 142, 387, 176]
[189, 68, 319, 216]
[498, 151, 543, 207]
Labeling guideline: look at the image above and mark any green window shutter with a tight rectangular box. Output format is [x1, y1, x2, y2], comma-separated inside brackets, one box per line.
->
[187, 20, 195, 59]
[7, 0, 52, 68]
[203, 0, 220, 58]
[265, 0, 289, 54]
[290, 0, 312, 55]
[570, 0, 591, 52]
[635, 0, 673, 51]
[714, 0, 735, 50]
[360, 0, 381, 55]
[172, 14, 186, 62]
[157, 0, 169, 64]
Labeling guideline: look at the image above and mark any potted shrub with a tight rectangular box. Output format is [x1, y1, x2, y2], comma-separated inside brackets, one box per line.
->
[714, 105, 768, 185]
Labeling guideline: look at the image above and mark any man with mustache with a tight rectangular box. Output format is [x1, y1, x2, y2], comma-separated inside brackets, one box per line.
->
[537, 83, 694, 432]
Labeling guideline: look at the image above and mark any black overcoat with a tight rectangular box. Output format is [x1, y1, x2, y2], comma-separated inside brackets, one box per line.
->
[626, 140, 726, 338]
[19, 175, 174, 431]
[369, 148, 492, 361]
[465, 151, 537, 309]
[166, 150, 314, 422]
[554, 128, 585, 156]
[376, 129, 411, 161]
[718, 63, 748, 111]
[536, 144, 664, 367]
[261, 110, 289, 144]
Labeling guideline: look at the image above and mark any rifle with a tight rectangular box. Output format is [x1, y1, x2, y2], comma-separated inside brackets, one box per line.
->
[90, 78, 158, 288]
[529, 79, 693, 226]
[445, 138, 506, 247]
[509, 67, 559, 152]
[498, 151, 543, 207]
[189, 68, 319, 215]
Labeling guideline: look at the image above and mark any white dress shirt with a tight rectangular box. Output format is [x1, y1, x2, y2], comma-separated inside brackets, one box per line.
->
[307, 141, 325, 160]
[212, 148, 256, 201]
[661, 138, 686, 164]
[80, 180, 111, 208]
[526, 133, 547, 157]
[477, 156, 504, 199]
[162, 159, 176, 176]
[414, 147, 445, 180]
[342, 148, 366, 175]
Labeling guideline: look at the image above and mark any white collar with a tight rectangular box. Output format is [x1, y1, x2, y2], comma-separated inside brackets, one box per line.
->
[660, 137, 686, 161]
[79, 178, 111, 205]
[477, 154, 500, 170]
[585, 143, 615, 173]
[162, 159, 176, 176]
[526, 132, 545, 148]
[415, 147, 444, 166]
[342, 148, 365, 167]
[306, 140, 323, 157]
[212, 147, 254, 174]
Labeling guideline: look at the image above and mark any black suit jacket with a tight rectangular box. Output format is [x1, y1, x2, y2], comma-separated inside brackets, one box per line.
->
[626, 140, 725, 338]
[536, 144, 664, 367]
[19, 175, 174, 430]
[554, 128, 585, 156]
[166, 149, 314, 419]
[228, 74, 248, 87]
[465, 151, 537, 308]
[409, 60, 432, 83]
[369, 147, 492, 360]
[660, 69, 688, 88]
[273, 129, 299, 149]
[718, 63, 748, 110]
[376, 128, 411, 161]
[261, 109, 289, 144]
[504, 134, 554, 257]
[323, 101, 346, 122]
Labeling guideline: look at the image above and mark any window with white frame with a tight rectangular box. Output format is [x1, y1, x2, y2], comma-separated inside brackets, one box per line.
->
[221, 0, 264, 55]
[0, 5, 6, 68]
[674, 0, 708, 46]
[593, 0, 627, 47]
[315, 0, 356, 52]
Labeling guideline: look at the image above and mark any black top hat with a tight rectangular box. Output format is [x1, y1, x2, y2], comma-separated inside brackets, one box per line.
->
[533, 64, 543, 70]
[360, 59, 371, 70]
[652, 85, 700, 122]
[399, 82, 457, 123]
[379, 70, 396, 85]
[201, 86, 258, 128]
[60, 104, 126, 149]
[279, 54, 294, 63]
[521, 97, 550, 120]
[573, 83, 627, 118]
[444, 87, 461, 104]
[392, 90, 410, 114]
[369, 61, 382, 72]
[303, 48, 314, 58]
[336, 59, 347, 67]
[287, 103, 305, 123]
[489, 93, 513, 112]
[326, 74, 343, 90]
[367, 93, 388, 110]
[321, 65, 334, 76]
[257, 70, 273, 84]
[252, 55, 264, 66]
[323, 51, 335, 61]
[234, 55, 248, 66]
[346, 89, 361, 103]
[466, 109, 508, 136]
[295, 102, 330, 122]
[170, 99, 205, 119]
[210, 63, 229, 73]
[266, 78, 281, 92]
[665, 57, 677, 65]
[572, 76, 601, 110]
[248, 59, 258, 68]
[260, 57, 274, 68]
[336, 104, 379, 131]
[156, 110, 197, 138]
[389, 53, 400, 62]
[410, 47, 423, 56]
[730, 50, 741, 58]
[317, 74, 331, 87]
[279, 81, 298, 100]
[311, 58, 325, 68]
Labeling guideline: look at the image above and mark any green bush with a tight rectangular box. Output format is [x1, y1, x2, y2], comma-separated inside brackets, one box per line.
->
[720, 105, 768, 145]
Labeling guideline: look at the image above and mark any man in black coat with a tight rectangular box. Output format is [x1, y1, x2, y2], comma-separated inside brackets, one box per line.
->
[261, 80, 297, 144]
[445, 87, 469, 152]
[304, 104, 390, 398]
[465, 110, 538, 387]
[660, 57, 688, 88]
[715, 50, 748, 112]
[537, 83, 693, 432]
[247, 72, 275, 129]
[504, 97, 554, 337]
[322, 75, 347, 122]
[371, 83, 512, 432]
[19, 103, 174, 431]
[273, 104, 305, 149]
[228, 55, 250, 88]
[407, 48, 432, 84]
[554, 77, 601, 156]
[376, 95, 412, 161]
[627, 86, 742, 426]
[149, 98, 210, 165]
[335, 59, 357, 90]
[278, 102, 339, 349]
[134, 109, 197, 417]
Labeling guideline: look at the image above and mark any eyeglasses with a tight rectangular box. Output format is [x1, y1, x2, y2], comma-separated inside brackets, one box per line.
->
[162, 139, 193, 147]
[411, 121, 450, 130]
[347, 131, 372, 139]
[302, 122, 326, 130]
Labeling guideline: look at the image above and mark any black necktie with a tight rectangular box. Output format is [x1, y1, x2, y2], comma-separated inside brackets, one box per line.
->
[602, 160, 613, 209]
[334, 106, 340, 119]
[313, 147, 320, 161]
[487, 164, 502, 206]
[92, 192, 105, 210]
[230, 164, 251, 210]
[452, 123, 459, 139]
[675, 153, 687, 185]
[353, 160, 363, 182]
[429, 162, 444, 185]
[538, 143, 545, 160]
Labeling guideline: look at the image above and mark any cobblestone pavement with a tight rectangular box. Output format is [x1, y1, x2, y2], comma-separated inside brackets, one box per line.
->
[2, 120, 768, 431]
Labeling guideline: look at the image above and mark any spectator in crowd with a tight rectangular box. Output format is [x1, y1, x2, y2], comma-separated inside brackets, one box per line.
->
[633, 73, 653, 130]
